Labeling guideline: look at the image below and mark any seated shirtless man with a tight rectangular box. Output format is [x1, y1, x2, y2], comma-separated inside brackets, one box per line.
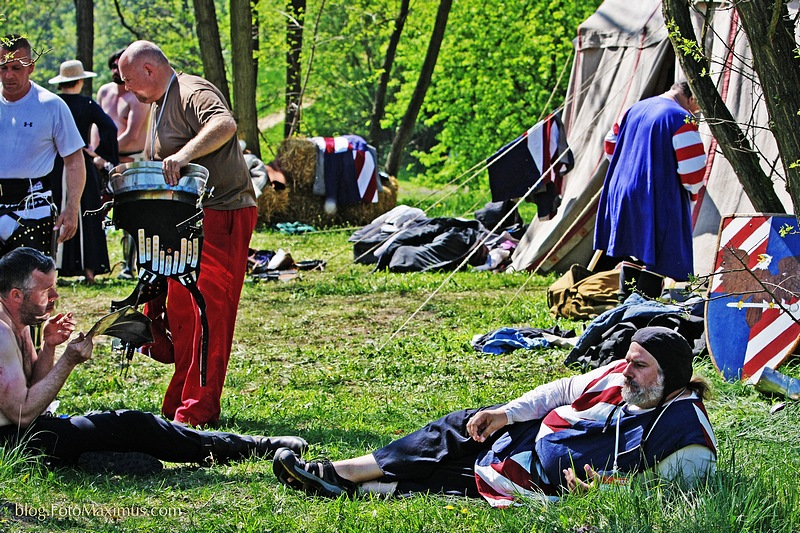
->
[0, 247, 305, 474]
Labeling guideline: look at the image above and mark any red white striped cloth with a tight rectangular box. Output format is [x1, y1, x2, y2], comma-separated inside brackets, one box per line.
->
[672, 122, 706, 198]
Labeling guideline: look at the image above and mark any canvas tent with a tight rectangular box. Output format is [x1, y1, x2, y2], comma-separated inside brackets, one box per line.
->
[510, 0, 794, 277]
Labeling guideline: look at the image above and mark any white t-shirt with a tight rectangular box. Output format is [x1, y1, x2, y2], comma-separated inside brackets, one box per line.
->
[0, 81, 84, 179]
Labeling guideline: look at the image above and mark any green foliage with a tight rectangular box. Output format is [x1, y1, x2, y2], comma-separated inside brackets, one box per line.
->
[412, 0, 600, 184]
[260, 0, 433, 142]
[255, 0, 602, 184]
[95, 0, 204, 76]
[1, 1, 74, 77]
[2, 0, 203, 90]
[779, 222, 798, 237]
[666, 19, 707, 63]
[5, 0, 601, 185]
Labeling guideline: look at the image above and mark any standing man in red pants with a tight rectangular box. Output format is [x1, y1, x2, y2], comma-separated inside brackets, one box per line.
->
[118, 41, 257, 427]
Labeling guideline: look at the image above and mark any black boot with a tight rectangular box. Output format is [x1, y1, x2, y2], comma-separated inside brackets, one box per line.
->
[201, 433, 308, 465]
[273, 448, 357, 498]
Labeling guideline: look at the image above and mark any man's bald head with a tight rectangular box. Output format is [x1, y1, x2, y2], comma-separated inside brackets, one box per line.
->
[118, 40, 173, 104]
[121, 41, 170, 69]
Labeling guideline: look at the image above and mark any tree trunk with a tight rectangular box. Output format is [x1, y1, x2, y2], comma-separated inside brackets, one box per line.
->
[284, 0, 305, 138]
[385, 0, 452, 177]
[735, 0, 800, 219]
[74, 0, 94, 96]
[231, 0, 260, 158]
[252, 0, 260, 93]
[368, 0, 410, 147]
[662, 0, 784, 213]
[192, 0, 231, 106]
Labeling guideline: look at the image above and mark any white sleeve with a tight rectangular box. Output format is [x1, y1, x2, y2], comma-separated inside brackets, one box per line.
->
[655, 444, 716, 487]
[501, 366, 606, 424]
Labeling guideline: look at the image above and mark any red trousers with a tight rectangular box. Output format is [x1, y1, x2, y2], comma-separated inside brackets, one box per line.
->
[158, 206, 256, 427]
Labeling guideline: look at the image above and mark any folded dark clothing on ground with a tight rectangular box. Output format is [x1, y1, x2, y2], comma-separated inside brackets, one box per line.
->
[472, 325, 576, 354]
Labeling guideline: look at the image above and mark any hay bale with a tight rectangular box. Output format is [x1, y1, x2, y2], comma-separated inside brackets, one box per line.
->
[278, 190, 331, 227]
[276, 137, 317, 192]
[260, 174, 398, 228]
[257, 136, 399, 228]
[256, 186, 290, 225]
[339, 175, 399, 226]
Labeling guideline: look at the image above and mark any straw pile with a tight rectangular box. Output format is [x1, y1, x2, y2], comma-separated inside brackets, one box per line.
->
[276, 137, 317, 192]
[256, 137, 398, 228]
[256, 186, 289, 224]
[338, 175, 398, 225]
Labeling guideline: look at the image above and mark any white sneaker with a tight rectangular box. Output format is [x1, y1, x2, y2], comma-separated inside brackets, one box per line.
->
[267, 249, 294, 270]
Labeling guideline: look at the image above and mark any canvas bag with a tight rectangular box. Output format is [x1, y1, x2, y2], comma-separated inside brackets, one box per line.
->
[547, 264, 620, 320]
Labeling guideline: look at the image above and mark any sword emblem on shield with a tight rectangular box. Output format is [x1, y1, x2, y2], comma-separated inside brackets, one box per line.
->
[706, 214, 800, 383]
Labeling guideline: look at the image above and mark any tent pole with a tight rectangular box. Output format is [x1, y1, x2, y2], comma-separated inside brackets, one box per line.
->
[587, 249, 604, 271]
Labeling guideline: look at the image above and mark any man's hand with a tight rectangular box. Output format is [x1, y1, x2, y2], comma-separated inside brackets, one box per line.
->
[42, 312, 77, 347]
[161, 153, 190, 186]
[564, 464, 600, 493]
[54, 206, 79, 242]
[60, 332, 93, 366]
[158, 113, 237, 186]
[466, 409, 508, 442]
[93, 155, 108, 170]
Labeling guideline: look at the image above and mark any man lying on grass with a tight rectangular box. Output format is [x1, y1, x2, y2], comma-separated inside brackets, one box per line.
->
[0, 247, 306, 475]
[274, 326, 717, 507]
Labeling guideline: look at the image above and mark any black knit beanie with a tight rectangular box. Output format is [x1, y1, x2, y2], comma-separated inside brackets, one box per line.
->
[630, 326, 693, 394]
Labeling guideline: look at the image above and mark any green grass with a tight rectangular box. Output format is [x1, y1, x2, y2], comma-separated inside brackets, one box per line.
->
[0, 190, 798, 531]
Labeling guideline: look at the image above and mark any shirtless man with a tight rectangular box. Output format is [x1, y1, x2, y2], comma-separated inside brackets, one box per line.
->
[0, 247, 306, 474]
[93, 48, 150, 279]
[94, 48, 149, 163]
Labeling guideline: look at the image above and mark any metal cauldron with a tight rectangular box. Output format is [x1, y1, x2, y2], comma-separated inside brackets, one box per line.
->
[109, 161, 208, 205]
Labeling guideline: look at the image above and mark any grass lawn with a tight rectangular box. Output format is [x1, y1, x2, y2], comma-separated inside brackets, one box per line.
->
[0, 184, 798, 532]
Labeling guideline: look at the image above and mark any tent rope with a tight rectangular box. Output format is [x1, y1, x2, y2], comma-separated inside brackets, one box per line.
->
[376, 10, 694, 350]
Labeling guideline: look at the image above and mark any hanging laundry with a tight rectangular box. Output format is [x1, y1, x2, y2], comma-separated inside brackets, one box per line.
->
[487, 111, 573, 220]
[310, 135, 379, 214]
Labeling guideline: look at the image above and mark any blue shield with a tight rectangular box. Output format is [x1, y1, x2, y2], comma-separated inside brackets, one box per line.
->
[706, 214, 800, 382]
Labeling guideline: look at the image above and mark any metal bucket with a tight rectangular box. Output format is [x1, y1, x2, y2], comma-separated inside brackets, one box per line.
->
[109, 161, 208, 203]
[109, 161, 206, 279]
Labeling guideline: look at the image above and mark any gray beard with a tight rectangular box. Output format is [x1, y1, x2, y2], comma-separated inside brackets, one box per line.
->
[622, 371, 665, 408]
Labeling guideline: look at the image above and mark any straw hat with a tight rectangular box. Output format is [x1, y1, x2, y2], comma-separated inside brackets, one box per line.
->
[48, 59, 97, 84]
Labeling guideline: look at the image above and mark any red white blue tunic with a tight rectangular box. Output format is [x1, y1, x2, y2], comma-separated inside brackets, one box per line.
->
[474, 360, 717, 507]
[594, 96, 706, 280]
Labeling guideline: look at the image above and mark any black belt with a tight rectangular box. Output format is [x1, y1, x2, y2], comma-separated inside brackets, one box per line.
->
[0, 177, 52, 203]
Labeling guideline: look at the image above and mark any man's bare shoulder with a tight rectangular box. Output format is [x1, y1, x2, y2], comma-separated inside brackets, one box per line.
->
[0, 316, 21, 364]
[96, 82, 118, 100]
[120, 90, 149, 112]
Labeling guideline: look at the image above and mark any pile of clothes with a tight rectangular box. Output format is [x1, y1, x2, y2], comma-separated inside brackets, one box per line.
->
[349, 202, 523, 273]
[471, 293, 706, 374]
[246, 248, 325, 282]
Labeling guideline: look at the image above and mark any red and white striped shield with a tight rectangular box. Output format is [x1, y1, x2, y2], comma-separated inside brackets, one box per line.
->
[706, 213, 800, 383]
